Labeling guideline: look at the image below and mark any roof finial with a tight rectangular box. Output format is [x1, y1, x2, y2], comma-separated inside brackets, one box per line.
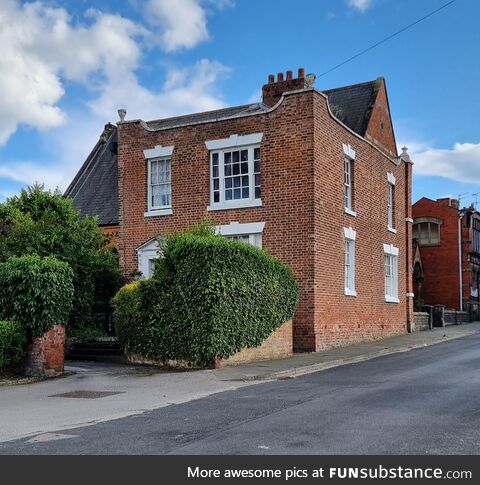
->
[117, 109, 127, 122]
[400, 146, 411, 162]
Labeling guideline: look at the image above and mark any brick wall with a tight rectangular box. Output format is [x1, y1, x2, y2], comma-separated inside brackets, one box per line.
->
[22, 325, 65, 377]
[215, 320, 292, 367]
[100, 224, 120, 248]
[117, 80, 410, 353]
[412, 198, 460, 309]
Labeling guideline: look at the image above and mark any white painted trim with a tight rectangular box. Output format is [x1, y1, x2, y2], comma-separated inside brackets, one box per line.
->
[215, 221, 265, 236]
[387, 226, 397, 234]
[405, 217, 414, 223]
[207, 199, 262, 211]
[344, 288, 357, 297]
[343, 143, 356, 160]
[205, 133, 263, 150]
[345, 207, 357, 217]
[136, 238, 162, 278]
[143, 145, 174, 159]
[387, 172, 396, 185]
[343, 226, 356, 241]
[406, 292, 415, 298]
[144, 208, 173, 217]
[383, 243, 399, 256]
[385, 296, 400, 304]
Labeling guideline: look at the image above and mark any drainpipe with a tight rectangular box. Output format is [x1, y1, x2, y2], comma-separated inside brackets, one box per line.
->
[458, 211, 465, 311]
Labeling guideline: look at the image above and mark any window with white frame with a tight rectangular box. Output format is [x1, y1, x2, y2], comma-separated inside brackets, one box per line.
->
[384, 244, 399, 303]
[215, 221, 265, 248]
[343, 144, 356, 215]
[387, 173, 396, 231]
[143, 145, 174, 216]
[149, 158, 171, 210]
[206, 133, 262, 210]
[344, 157, 353, 211]
[344, 227, 356, 296]
[136, 238, 161, 278]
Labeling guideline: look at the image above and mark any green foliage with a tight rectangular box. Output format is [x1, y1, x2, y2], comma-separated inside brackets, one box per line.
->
[0, 184, 123, 327]
[0, 320, 26, 368]
[0, 255, 74, 336]
[114, 227, 299, 365]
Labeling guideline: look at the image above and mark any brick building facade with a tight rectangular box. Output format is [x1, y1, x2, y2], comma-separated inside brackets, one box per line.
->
[67, 69, 413, 352]
[412, 197, 480, 317]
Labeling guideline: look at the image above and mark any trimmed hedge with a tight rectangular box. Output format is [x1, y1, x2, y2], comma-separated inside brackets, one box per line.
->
[114, 231, 299, 365]
[0, 255, 74, 336]
[0, 320, 26, 368]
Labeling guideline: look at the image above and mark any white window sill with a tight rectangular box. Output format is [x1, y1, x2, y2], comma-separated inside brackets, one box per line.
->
[144, 208, 173, 217]
[388, 226, 397, 234]
[207, 199, 262, 212]
[385, 296, 400, 304]
[345, 289, 357, 297]
[345, 207, 357, 217]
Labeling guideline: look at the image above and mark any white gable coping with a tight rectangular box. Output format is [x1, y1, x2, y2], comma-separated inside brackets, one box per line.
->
[205, 133, 263, 151]
[143, 145, 174, 159]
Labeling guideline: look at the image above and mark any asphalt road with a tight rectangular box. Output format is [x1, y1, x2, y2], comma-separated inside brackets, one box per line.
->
[2, 333, 480, 455]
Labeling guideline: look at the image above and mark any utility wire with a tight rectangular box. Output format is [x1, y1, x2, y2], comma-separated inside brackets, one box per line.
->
[317, 0, 458, 79]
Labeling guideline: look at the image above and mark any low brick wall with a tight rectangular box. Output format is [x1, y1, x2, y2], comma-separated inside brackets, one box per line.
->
[412, 312, 430, 332]
[127, 320, 293, 369]
[444, 310, 470, 326]
[215, 320, 293, 368]
[22, 325, 65, 377]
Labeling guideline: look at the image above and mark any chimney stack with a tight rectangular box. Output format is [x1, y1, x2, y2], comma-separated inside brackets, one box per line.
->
[262, 67, 311, 107]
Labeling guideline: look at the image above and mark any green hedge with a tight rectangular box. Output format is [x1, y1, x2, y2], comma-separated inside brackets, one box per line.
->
[0, 255, 74, 336]
[114, 231, 299, 365]
[0, 320, 26, 368]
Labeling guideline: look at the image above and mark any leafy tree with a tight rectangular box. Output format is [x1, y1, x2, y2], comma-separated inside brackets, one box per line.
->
[0, 184, 123, 328]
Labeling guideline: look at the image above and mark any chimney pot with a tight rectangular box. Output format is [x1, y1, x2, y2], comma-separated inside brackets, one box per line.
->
[277, 72, 284, 82]
[298, 68, 305, 78]
[286, 70, 293, 80]
[268, 74, 274, 84]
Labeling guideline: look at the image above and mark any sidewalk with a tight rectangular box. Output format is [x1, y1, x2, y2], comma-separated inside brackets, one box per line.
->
[214, 321, 480, 381]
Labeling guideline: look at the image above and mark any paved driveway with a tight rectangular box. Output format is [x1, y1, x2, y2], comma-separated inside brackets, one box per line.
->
[0, 362, 246, 443]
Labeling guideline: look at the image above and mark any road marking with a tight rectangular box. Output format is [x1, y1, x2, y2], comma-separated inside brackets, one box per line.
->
[26, 433, 78, 443]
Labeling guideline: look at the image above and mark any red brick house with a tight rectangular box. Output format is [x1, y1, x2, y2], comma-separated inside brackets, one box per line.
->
[412, 197, 480, 318]
[66, 68, 413, 352]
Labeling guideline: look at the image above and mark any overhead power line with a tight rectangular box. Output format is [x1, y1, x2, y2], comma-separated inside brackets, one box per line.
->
[317, 0, 458, 79]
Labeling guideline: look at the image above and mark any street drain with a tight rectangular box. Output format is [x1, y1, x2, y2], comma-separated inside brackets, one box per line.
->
[49, 390, 124, 399]
[276, 376, 294, 381]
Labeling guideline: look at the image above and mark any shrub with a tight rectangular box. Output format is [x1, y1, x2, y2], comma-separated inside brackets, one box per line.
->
[114, 229, 299, 365]
[0, 255, 74, 336]
[0, 184, 123, 328]
[0, 320, 26, 368]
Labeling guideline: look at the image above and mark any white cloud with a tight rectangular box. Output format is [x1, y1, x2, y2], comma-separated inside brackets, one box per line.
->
[0, 0, 232, 193]
[403, 141, 480, 184]
[145, 0, 209, 52]
[347, 0, 373, 12]
[0, 0, 142, 145]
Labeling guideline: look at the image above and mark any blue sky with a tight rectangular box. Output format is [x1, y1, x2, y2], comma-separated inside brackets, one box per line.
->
[0, 0, 479, 205]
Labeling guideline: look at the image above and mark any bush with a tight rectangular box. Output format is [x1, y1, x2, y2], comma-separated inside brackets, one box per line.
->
[0, 255, 74, 336]
[0, 184, 123, 328]
[0, 320, 26, 368]
[114, 229, 299, 365]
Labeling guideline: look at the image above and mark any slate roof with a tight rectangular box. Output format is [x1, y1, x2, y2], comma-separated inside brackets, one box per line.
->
[65, 79, 380, 226]
[323, 79, 378, 136]
[64, 124, 119, 226]
[144, 103, 269, 131]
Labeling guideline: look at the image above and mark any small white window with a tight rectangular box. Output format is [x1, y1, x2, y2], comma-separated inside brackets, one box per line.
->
[136, 238, 161, 278]
[384, 244, 399, 303]
[387, 173, 396, 232]
[225, 233, 262, 248]
[344, 227, 356, 296]
[344, 158, 353, 211]
[148, 158, 171, 211]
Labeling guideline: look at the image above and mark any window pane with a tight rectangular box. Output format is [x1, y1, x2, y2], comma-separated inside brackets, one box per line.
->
[225, 178, 232, 189]
[225, 189, 232, 200]
[241, 150, 248, 161]
[213, 191, 219, 202]
[225, 152, 231, 163]
[233, 177, 241, 188]
[232, 151, 239, 163]
[430, 223, 439, 243]
[213, 166, 219, 178]
[254, 160, 260, 173]
[242, 187, 249, 198]
[233, 164, 240, 176]
[213, 178, 219, 190]
[254, 147, 260, 160]
[225, 165, 232, 176]
[255, 187, 261, 199]
[233, 188, 241, 199]
[212, 153, 219, 165]
[241, 162, 248, 174]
